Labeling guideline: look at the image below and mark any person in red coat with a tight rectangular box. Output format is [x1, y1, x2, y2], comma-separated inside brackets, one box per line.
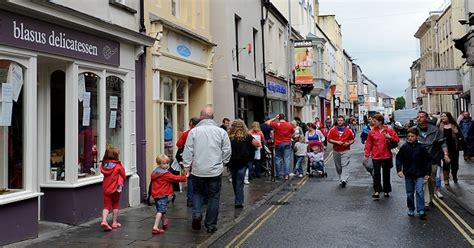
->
[364, 113, 400, 199]
[151, 154, 188, 234]
[327, 116, 355, 187]
[100, 147, 126, 231]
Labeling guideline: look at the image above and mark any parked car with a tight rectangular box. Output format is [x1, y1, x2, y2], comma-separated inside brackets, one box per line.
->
[392, 109, 418, 137]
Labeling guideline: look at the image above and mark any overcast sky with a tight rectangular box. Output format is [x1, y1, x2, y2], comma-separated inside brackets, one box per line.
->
[319, 0, 448, 98]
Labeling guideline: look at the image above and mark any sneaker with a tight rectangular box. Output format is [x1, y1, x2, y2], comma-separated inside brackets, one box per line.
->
[152, 227, 165, 234]
[244, 179, 250, 185]
[341, 181, 347, 187]
[384, 193, 390, 198]
[298, 174, 303, 178]
[407, 210, 415, 217]
[284, 175, 289, 180]
[289, 173, 296, 177]
[206, 227, 218, 233]
[192, 217, 202, 230]
[372, 192, 380, 200]
[435, 191, 443, 199]
[419, 211, 427, 220]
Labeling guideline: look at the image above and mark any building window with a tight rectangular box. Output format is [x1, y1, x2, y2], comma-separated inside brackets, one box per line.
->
[171, 0, 179, 17]
[0, 60, 25, 193]
[253, 28, 258, 78]
[106, 76, 124, 160]
[78, 72, 100, 178]
[50, 70, 66, 181]
[235, 14, 241, 72]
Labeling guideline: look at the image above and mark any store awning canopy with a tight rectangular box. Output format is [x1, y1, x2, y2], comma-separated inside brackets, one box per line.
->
[425, 69, 463, 94]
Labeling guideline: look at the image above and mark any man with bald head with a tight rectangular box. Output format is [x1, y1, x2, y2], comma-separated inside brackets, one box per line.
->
[182, 105, 231, 233]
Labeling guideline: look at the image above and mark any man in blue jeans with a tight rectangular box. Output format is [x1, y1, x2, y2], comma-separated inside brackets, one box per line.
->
[182, 106, 231, 233]
[266, 114, 295, 180]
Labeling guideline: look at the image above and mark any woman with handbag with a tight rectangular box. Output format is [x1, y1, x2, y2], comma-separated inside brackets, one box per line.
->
[439, 112, 462, 184]
[364, 114, 400, 199]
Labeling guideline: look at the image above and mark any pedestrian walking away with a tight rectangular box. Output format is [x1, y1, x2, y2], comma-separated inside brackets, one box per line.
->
[99, 147, 126, 231]
[364, 113, 400, 199]
[227, 120, 260, 208]
[182, 106, 232, 234]
[396, 128, 431, 219]
[414, 111, 448, 210]
[150, 154, 188, 234]
[327, 116, 355, 187]
[266, 113, 295, 180]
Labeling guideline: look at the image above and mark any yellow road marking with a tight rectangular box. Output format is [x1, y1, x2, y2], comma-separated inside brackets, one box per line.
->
[224, 176, 308, 248]
[434, 198, 474, 234]
[433, 200, 474, 245]
[231, 177, 310, 248]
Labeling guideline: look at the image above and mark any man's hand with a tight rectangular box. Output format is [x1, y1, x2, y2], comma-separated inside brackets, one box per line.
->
[424, 175, 430, 180]
[397, 171, 404, 178]
[444, 154, 451, 164]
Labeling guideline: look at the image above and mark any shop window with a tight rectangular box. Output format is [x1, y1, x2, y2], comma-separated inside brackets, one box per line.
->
[106, 76, 123, 160]
[0, 60, 24, 194]
[78, 72, 100, 178]
[162, 76, 173, 101]
[176, 79, 185, 102]
[50, 70, 66, 181]
[164, 103, 173, 158]
[177, 104, 186, 137]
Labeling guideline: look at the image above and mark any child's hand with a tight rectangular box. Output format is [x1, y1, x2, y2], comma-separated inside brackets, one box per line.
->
[185, 171, 190, 178]
[397, 171, 404, 178]
[424, 175, 430, 180]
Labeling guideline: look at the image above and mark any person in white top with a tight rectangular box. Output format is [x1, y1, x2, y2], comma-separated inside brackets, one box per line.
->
[293, 136, 308, 177]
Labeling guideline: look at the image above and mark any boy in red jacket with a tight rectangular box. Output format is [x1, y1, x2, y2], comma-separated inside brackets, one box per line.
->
[151, 154, 188, 234]
[100, 147, 126, 231]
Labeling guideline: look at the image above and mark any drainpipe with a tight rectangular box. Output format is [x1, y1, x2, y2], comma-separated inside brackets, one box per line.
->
[137, 0, 147, 201]
[140, 0, 146, 33]
[261, 0, 269, 118]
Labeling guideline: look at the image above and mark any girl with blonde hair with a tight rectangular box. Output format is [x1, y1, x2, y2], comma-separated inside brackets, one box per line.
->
[248, 121, 265, 179]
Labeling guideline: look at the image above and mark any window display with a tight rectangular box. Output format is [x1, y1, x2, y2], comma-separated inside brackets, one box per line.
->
[78, 72, 99, 178]
[106, 76, 123, 160]
[0, 60, 24, 193]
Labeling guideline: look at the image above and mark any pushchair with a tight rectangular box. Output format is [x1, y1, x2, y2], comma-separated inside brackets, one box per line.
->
[307, 140, 327, 178]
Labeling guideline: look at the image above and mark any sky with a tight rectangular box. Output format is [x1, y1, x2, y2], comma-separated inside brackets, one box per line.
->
[319, 0, 448, 98]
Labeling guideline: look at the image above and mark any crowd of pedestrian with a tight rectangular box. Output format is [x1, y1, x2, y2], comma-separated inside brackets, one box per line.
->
[98, 104, 473, 235]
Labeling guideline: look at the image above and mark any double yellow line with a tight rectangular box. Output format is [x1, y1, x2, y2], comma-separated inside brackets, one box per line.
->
[225, 152, 333, 248]
[433, 197, 474, 245]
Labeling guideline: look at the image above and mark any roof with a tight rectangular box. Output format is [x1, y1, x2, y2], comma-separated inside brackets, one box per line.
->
[377, 92, 394, 99]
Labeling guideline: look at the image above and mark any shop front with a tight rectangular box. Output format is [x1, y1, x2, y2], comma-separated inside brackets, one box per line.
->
[292, 88, 305, 119]
[233, 77, 265, 126]
[266, 74, 288, 119]
[146, 16, 215, 183]
[0, 8, 153, 245]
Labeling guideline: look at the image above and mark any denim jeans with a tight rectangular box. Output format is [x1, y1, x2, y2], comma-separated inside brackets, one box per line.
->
[230, 166, 246, 206]
[187, 175, 193, 203]
[435, 165, 442, 188]
[294, 156, 305, 175]
[247, 159, 261, 178]
[192, 175, 221, 229]
[312, 161, 324, 172]
[275, 143, 292, 177]
[405, 177, 425, 213]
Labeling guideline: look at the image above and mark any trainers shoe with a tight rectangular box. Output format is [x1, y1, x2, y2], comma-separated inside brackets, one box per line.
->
[384, 193, 390, 198]
[289, 173, 296, 177]
[419, 211, 427, 220]
[152, 227, 165, 234]
[206, 227, 218, 233]
[192, 217, 202, 230]
[298, 174, 303, 178]
[435, 191, 443, 199]
[407, 210, 415, 217]
[244, 179, 250, 185]
[372, 192, 380, 200]
[341, 181, 347, 187]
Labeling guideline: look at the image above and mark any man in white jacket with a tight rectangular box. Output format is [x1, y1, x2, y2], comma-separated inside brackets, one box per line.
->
[182, 106, 231, 233]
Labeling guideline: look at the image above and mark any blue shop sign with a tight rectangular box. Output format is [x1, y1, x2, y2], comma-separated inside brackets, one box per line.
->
[177, 44, 191, 57]
[267, 81, 287, 94]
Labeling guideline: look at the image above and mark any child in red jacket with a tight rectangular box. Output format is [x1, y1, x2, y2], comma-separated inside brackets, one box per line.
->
[151, 154, 188, 234]
[100, 147, 126, 231]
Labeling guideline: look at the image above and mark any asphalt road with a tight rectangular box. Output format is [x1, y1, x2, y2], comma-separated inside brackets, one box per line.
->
[210, 140, 473, 248]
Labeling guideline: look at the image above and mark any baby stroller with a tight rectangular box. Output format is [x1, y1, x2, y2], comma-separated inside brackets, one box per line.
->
[307, 140, 327, 178]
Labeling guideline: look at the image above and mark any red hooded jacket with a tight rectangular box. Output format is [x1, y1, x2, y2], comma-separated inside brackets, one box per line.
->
[364, 125, 400, 160]
[101, 160, 126, 195]
[151, 167, 187, 199]
[327, 126, 355, 152]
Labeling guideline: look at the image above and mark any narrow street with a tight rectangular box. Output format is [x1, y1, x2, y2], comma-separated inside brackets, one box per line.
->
[210, 141, 474, 247]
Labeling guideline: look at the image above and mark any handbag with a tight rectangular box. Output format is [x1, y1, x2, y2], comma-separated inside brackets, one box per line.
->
[387, 139, 398, 149]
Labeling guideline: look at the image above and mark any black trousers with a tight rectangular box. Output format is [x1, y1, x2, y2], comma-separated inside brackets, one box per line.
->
[373, 158, 392, 193]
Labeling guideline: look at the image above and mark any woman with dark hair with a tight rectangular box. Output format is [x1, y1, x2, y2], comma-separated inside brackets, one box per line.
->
[439, 112, 462, 184]
[364, 114, 400, 199]
[227, 120, 260, 208]
[305, 122, 325, 143]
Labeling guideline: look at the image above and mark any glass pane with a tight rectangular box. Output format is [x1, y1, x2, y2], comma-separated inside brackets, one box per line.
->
[164, 104, 173, 158]
[106, 76, 123, 162]
[78, 72, 100, 178]
[177, 104, 186, 138]
[50, 71, 66, 181]
[0, 60, 24, 193]
[176, 79, 185, 102]
[162, 77, 173, 101]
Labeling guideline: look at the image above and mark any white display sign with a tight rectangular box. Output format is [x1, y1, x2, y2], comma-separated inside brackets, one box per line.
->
[7, 63, 23, 102]
[82, 107, 91, 126]
[0, 102, 13, 126]
[78, 74, 86, 102]
[109, 96, 118, 109]
[109, 110, 117, 129]
[82, 92, 91, 107]
[1, 84, 13, 102]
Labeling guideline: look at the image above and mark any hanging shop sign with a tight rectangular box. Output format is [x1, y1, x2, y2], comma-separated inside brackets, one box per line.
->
[0, 10, 120, 66]
[349, 83, 358, 102]
[294, 40, 314, 85]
